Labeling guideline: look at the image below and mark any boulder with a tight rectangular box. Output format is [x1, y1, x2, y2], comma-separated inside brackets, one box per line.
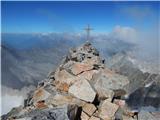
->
[82, 103, 97, 116]
[32, 88, 51, 104]
[93, 86, 114, 101]
[46, 93, 85, 107]
[43, 84, 58, 95]
[53, 81, 70, 92]
[54, 69, 76, 85]
[69, 78, 96, 102]
[23, 105, 77, 120]
[89, 116, 100, 120]
[98, 100, 119, 119]
[138, 111, 158, 120]
[92, 110, 99, 118]
[35, 100, 48, 109]
[70, 62, 93, 75]
[78, 70, 98, 81]
[92, 69, 129, 96]
[81, 111, 90, 120]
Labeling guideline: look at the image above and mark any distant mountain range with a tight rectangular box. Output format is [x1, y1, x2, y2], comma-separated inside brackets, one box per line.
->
[2, 33, 74, 89]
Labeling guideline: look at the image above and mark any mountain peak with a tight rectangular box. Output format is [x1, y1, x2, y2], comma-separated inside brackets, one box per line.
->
[2, 42, 158, 120]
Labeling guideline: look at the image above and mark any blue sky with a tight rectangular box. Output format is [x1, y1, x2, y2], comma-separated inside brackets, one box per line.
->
[1, 1, 159, 33]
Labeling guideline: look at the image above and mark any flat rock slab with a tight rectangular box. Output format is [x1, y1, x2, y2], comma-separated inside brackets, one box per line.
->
[33, 88, 51, 104]
[71, 62, 93, 75]
[83, 103, 97, 116]
[81, 111, 90, 120]
[93, 69, 129, 94]
[46, 94, 85, 107]
[69, 78, 96, 102]
[98, 100, 119, 119]
[94, 86, 114, 101]
[54, 69, 76, 85]
[78, 70, 98, 81]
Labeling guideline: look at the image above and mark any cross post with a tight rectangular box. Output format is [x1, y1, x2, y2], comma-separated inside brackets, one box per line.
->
[84, 24, 93, 41]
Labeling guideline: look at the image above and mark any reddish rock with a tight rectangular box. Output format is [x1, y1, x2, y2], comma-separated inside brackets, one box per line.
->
[35, 100, 48, 109]
[71, 63, 93, 75]
[78, 70, 98, 81]
[33, 88, 51, 104]
[55, 82, 70, 92]
[54, 69, 76, 85]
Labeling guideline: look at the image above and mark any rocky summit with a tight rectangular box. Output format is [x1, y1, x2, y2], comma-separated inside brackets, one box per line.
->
[1, 42, 159, 120]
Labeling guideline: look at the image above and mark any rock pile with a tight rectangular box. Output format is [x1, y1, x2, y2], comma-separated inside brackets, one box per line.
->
[2, 42, 158, 120]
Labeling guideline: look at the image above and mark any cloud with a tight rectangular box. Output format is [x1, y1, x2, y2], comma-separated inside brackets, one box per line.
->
[1, 85, 35, 115]
[108, 25, 159, 67]
[109, 25, 137, 43]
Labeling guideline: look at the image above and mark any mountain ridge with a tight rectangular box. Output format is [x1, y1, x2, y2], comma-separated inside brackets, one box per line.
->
[2, 42, 159, 120]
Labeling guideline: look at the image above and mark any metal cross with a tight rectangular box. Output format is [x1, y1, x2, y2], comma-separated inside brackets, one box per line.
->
[84, 24, 93, 41]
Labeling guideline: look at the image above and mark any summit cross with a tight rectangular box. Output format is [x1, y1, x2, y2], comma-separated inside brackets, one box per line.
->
[84, 24, 93, 41]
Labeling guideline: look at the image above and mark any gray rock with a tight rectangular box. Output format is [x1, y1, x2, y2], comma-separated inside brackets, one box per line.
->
[28, 107, 69, 120]
[98, 100, 119, 119]
[1, 106, 24, 120]
[3, 105, 79, 120]
[94, 86, 114, 101]
[46, 93, 85, 107]
[69, 78, 96, 102]
[115, 108, 123, 120]
[92, 69, 129, 96]
[138, 111, 158, 120]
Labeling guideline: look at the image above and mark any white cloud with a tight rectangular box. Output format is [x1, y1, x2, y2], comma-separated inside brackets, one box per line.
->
[1, 85, 35, 115]
[108, 25, 159, 67]
[1, 94, 24, 115]
[109, 25, 137, 43]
